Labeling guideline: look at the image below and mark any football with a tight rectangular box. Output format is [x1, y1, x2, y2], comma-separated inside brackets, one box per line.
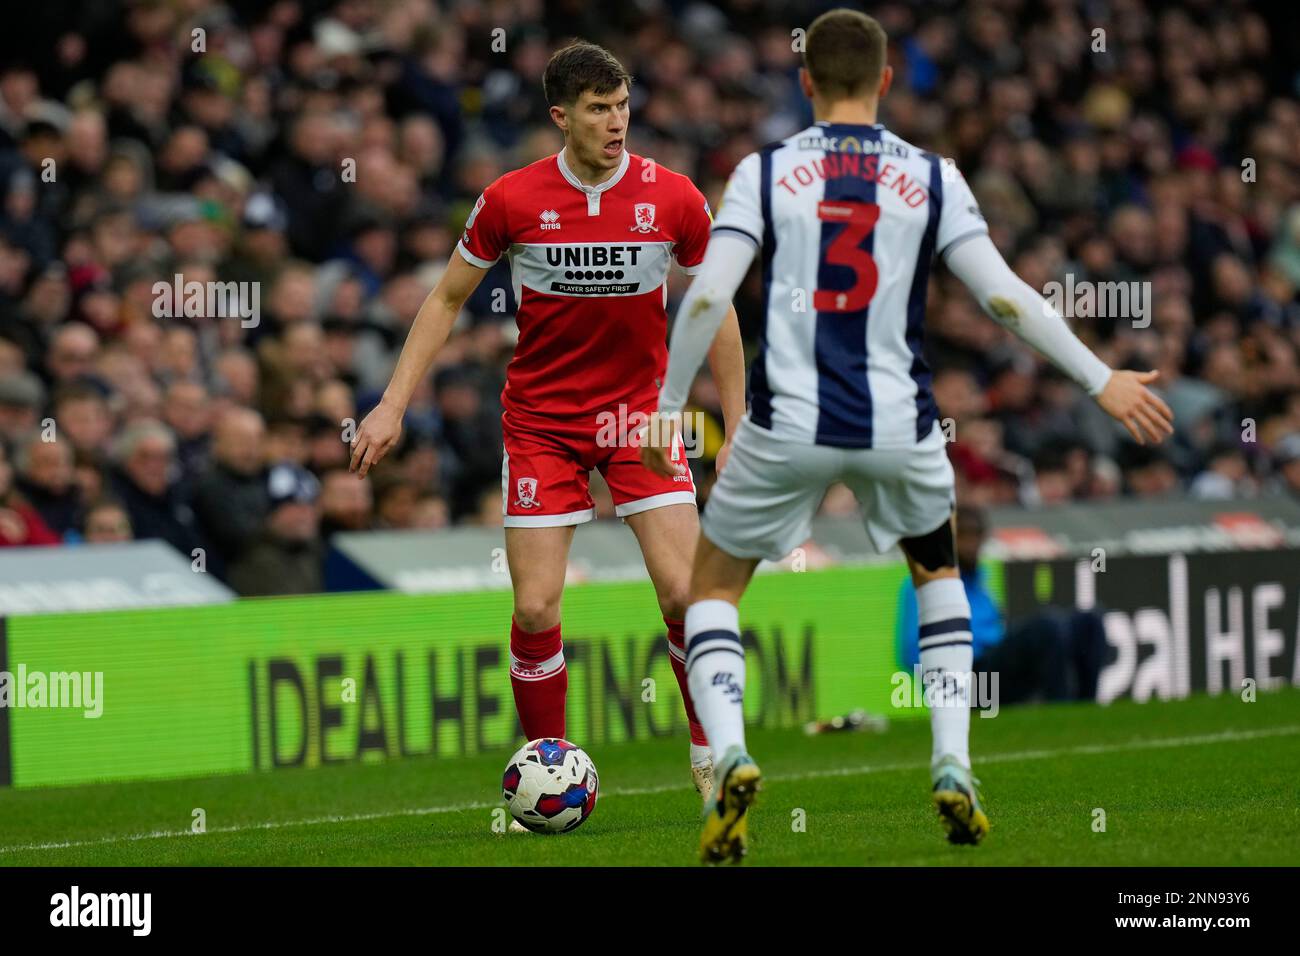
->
[501, 739, 600, 834]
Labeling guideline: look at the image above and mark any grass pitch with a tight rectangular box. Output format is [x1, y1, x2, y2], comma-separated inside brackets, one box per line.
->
[1, 689, 1297, 866]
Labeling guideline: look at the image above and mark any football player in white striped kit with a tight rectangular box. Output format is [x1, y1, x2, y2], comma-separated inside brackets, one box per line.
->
[641, 8, 1173, 863]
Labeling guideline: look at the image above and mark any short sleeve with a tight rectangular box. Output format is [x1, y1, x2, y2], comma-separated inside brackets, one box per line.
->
[457, 178, 510, 268]
[673, 177, 713, 275]
[935, 157, 988, 259]
[709, 152, 763, 251]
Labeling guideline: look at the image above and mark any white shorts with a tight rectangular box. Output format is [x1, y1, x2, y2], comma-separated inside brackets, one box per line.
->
[701, 417, 956, 561]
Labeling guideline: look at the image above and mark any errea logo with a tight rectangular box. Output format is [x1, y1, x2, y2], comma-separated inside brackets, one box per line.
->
[539, 209, 561, 231]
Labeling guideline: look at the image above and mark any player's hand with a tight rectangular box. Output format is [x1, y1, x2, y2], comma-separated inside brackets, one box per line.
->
[1096, 370, 1174, 446]
[639, 411, 686, 479]
[350, 398, 404, 477]
[716, 437, 733, 476]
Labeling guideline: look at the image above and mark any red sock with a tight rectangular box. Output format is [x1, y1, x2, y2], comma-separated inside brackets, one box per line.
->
[509, 618, 567, 740]
[665, 617, 709, 746]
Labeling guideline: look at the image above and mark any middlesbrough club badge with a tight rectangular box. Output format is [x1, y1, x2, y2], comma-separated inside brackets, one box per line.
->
[514, 477, 542, 509]
[630, 203, 659, 233]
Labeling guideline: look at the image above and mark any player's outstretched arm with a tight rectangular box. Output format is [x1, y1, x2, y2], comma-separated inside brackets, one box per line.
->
[643, 233, 756, 478]
[349, 252, 489, 476]
[945, 234, 1173, 446]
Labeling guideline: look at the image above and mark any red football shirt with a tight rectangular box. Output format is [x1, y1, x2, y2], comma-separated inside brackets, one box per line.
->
[457, 149, 712, 424]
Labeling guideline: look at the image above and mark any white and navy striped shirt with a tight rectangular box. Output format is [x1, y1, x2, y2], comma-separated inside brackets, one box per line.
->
[711, 122, 988, 449]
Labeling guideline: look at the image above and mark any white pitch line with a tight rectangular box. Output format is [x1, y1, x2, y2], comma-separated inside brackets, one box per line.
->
[2, 723, 1296, 857]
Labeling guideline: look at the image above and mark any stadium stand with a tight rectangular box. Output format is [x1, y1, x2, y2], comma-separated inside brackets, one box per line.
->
[1, 0, 1298, 595]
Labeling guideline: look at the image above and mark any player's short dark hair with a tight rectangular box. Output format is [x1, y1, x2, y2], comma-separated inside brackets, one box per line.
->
[543, 42, 631, 107]
[51, 381, 108, 410]
[804, 9, 888, 100]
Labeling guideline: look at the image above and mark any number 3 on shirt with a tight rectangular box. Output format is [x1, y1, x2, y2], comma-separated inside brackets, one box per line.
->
[814, 200, 880, 313]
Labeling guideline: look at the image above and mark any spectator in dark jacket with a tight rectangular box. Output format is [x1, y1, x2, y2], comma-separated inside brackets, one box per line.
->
[108, 420, 206, 558]
[161, 380, 213, 491]
[0, 442, 59, 547]
[227, 463, 323, 596]
[13, 430, 81, 537]
[267, 114, 348, 262]
[191, 406, 268, 573]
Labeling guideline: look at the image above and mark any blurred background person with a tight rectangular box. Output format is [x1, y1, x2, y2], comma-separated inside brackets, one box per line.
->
[0, 0, 1292, 558]
[81, 497, 133, 544]
[0, 442, 59, 546]
[192, 406, 269, 577]
[12, 431, 81, 538]
[896, 504, 1107, 704]
[226, 462, 324, 597]
[108, 419, 206, 557]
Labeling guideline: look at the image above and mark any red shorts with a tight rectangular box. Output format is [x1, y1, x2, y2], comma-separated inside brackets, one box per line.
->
[501, 405, 696, 527]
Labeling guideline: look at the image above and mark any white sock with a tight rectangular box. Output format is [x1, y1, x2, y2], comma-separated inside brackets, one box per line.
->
[689, 743, 712, 768]
[685, 599, 746, 766]
[915, 577, 974, 769]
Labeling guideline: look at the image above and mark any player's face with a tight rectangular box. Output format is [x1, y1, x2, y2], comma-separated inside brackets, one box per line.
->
[562, 83, 629, 171]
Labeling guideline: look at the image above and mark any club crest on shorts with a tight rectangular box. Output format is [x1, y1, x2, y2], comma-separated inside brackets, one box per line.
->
[514, 476, 541, 509]
[630, 203, 658, 233]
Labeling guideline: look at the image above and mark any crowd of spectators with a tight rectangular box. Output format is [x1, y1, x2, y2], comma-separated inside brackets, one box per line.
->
[1, 0, 1299, 593]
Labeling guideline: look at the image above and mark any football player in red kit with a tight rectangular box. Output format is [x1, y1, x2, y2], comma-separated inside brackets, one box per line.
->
[350, 42, 746, 805]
